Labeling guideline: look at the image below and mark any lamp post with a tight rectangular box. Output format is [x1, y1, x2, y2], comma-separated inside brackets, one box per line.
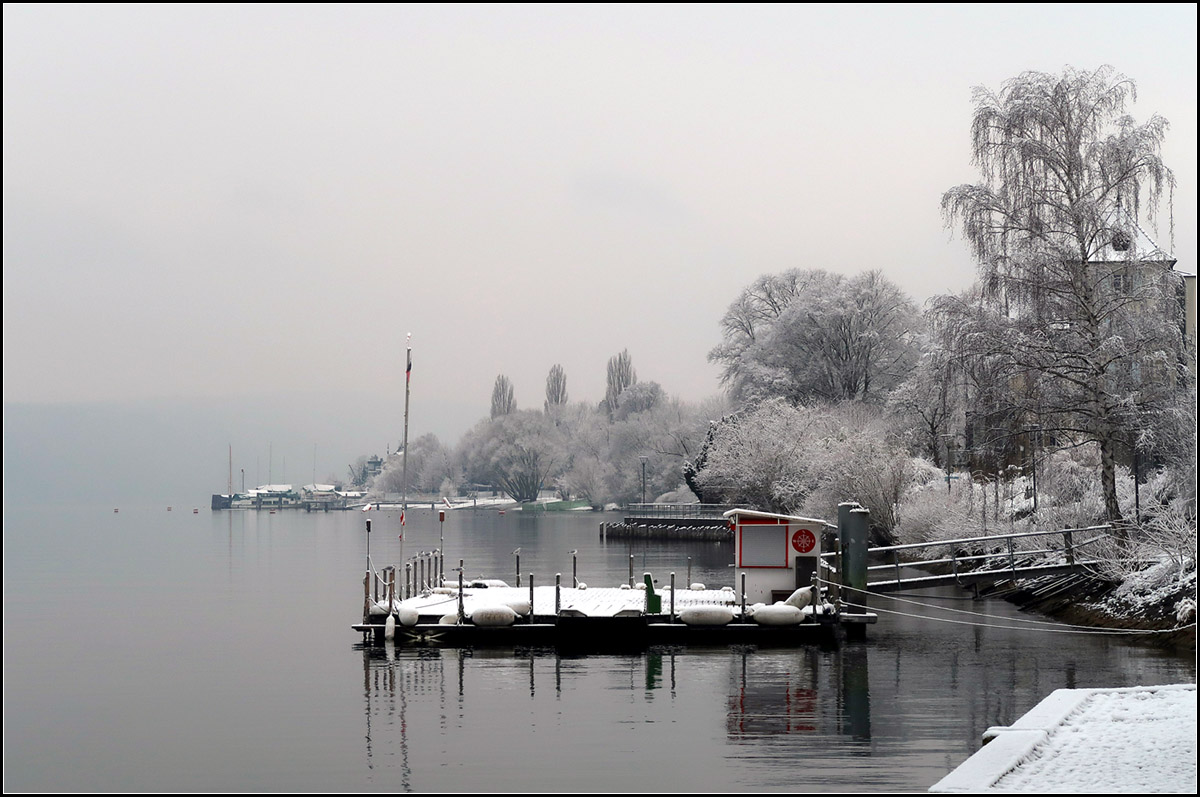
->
[640, 456, 647, 506]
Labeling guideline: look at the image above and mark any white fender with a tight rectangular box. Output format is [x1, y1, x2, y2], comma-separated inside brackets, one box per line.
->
[385, 613, 397, 640]
[679, 606, 734, 626]
[471, 605, 518, 627]
[753, 603, 804, 626]
[783, 587, 814, 611]
[397, 605, 419, 627]
[504, 599, 531, 616]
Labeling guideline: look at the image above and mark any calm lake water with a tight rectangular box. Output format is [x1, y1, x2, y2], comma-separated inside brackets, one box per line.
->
[3, 503, 1194, 791]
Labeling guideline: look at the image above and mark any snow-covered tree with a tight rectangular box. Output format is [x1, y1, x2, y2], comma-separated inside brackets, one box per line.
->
[544, 364, 568, 413]
[887, 343, 959, 468]
[603, 349, 637, 418]
[490, 374, 516, 418]
[710, 269, 921, 405]
[940, 65, 1179, 528]
[456, 410, 563, 502]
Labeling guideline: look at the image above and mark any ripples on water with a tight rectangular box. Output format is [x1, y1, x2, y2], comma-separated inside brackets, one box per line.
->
[3, 504, 1194, 791]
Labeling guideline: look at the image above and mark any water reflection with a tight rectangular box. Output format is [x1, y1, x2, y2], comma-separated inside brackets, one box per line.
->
[359, 641, 876, 782]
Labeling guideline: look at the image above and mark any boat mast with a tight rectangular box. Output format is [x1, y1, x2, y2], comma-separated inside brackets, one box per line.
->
[228, 444, 232, 497]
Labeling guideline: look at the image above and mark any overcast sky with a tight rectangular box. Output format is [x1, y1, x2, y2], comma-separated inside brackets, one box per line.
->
[4, 4, 1196, 459]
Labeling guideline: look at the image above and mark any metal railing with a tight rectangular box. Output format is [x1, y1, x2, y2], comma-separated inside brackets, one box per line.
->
[624, 503, 739, 519]
[827, 525, 1110, 588]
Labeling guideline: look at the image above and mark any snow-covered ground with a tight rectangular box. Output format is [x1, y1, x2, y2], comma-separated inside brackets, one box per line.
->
[931, 684, 1196, 793]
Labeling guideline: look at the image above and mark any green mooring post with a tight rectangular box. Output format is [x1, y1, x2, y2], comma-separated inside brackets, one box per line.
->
[842, 506, 870, 615]
[643, 573, 661, 614]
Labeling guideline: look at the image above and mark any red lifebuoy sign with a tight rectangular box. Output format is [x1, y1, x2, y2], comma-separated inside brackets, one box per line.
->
[791, 528, 816, 554]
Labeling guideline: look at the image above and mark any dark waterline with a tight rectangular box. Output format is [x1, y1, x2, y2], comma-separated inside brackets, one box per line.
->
[4, 504, 1193, 791]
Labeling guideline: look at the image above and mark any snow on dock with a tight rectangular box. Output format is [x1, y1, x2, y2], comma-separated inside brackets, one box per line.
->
[381, 584, 740, 620]
[930, 683, 1196, 793]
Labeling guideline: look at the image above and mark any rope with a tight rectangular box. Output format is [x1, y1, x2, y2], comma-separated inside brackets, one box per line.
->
[839, 599, 1196, 636]
[829, 580, 1196, 635]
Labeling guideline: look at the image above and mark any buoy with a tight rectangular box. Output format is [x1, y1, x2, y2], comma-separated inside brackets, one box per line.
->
[439, 613, 460, 625]
[753, 603, 804, 626]
[690, 583, 706, 591]
[397, 606, 419, 627]
[471, 606, 518, 627]
[783, 586, 813, 611]
[504, 599, 531, 616]
[679, 606, 734, 626]
[385, 614, 397, 641]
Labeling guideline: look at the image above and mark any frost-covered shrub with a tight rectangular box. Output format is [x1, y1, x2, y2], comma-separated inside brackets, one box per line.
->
[802, 429, 914, 544]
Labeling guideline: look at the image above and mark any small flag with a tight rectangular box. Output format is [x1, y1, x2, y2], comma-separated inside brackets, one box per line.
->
[442, 497, 452, 509]
[361, 502, 373, 512]
[406, 350, 412, 384]
[399, 509, 406, 526]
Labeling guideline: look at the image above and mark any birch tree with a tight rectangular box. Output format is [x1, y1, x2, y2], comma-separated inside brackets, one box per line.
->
[939, 65, 1179, 527]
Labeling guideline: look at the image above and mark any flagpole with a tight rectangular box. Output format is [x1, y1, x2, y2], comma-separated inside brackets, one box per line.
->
[400, 333, 411, 574]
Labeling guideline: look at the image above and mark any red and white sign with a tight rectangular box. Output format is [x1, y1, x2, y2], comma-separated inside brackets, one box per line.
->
[791, 528, 816, 554]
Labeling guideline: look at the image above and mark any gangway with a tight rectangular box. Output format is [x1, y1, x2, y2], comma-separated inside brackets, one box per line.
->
[821, 525, 1109, 595]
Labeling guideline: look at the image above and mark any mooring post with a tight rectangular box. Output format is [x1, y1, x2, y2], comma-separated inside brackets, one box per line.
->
[686, 556, 692, 588]
[388, 567, 395, 616]
[514, 548, 521, 587]
[457, 559, 464, 624]
[405, 562, 411, 600]
[571, 550, 578, 588]
[528, 573, 535, 623]
[811, 570, 821, 616]
[362, 570, 371, 625]
[629, 554, 634, 587]
[670, 572, 676, 622]
[1065, 529, 1075, 566]
[740, 571, 747, 622]
[555, 573, 561, 615]
[843, 506, 870, 611]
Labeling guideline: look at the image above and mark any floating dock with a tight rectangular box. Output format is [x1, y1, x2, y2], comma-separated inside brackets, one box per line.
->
[353, 507, 879, 650]
[352, 582, 876, 649]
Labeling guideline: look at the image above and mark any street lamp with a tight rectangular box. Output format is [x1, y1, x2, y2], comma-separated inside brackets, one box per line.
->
[640, 456, 647, 506]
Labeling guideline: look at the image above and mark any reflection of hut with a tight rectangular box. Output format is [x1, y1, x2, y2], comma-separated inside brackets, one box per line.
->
[725, 648, 823, 737]
[725, 509, 828, 604]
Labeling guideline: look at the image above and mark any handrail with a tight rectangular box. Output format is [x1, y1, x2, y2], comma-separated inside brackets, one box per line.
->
[866, 525, 1110, 554]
